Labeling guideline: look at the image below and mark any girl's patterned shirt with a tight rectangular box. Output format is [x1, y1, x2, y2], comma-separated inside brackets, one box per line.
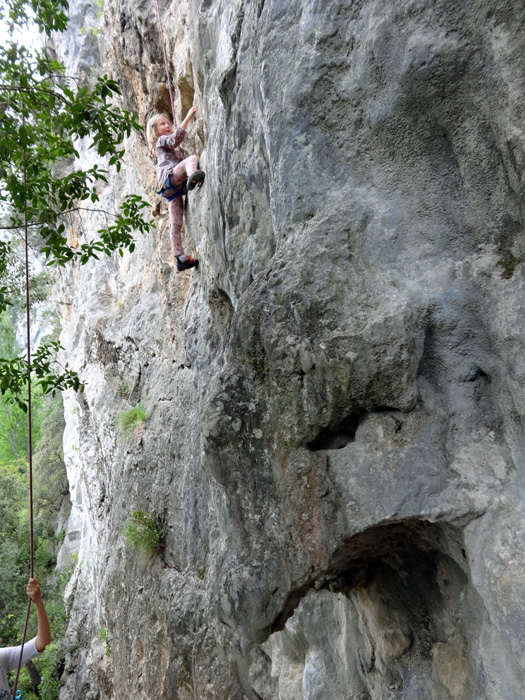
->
[156, 127, 187, 190]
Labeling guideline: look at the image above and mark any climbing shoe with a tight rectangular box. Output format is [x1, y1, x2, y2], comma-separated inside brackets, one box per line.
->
[187, 170, 205, 191]
[177, 255, 199, 272]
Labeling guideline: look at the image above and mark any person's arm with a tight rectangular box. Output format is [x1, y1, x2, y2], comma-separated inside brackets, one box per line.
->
[179, 105, 198, 131]
[27, 578, 51, 652]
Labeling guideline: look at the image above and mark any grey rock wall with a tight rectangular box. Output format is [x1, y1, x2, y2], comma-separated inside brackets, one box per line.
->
[54, 0, 525, 698]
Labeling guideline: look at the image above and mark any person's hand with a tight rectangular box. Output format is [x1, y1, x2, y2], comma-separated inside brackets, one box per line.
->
[187, 105, 198, 119]
[27, 578, 42, 604]
[180, 105, 199, 131]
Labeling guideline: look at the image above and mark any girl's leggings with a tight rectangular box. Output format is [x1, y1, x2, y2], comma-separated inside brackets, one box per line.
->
[168, 155, 199, 257]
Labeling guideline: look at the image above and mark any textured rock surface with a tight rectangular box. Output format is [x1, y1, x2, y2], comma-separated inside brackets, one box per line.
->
[53, 0, 525, 698]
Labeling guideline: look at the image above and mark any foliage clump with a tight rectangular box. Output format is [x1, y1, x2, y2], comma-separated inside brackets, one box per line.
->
[0, 0, 155, 410]
[0, 391, 71, 700]
[116, 380, 130, 399]
[98, 627, 111, 656]
[34, 393, 68, 527]
[116, 404, 146, 436]
[37, 642, 66, 700]
[123, 510, 164, 557]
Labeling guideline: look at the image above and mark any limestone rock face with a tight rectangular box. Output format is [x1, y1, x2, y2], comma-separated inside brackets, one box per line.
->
[54, 0, 525, 698]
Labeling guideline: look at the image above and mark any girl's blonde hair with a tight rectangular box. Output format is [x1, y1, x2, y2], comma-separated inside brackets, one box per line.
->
[146, 113, 171, 157]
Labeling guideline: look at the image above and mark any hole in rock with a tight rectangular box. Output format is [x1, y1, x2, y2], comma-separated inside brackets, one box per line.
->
[307, 409, 366, 451]
[267, 521, 475, 697]
[178, 58, 195, 121]
[468, 367, 491, 383]
[270, 520, 469, 636]
[154, 90, 174, 121]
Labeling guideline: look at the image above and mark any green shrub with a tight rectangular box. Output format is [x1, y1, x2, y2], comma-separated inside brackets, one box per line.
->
[37, 642, 65, 700]
[98, 628, 110, 656]
[123, 510, 164, 556]
[116, 404, 146, 436]
[116, 380, 130, 399]
[33, 393, 69, 529]
[0, 392, 70, 699]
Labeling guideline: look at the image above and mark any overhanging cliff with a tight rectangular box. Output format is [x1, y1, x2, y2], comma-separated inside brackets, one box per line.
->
[53, 1, 525, 698]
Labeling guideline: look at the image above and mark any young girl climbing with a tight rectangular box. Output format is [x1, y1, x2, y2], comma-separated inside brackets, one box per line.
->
[147, 106, 205, 272]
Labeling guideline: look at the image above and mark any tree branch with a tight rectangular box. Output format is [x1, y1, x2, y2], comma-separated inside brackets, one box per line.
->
[0, 84, 71, 106]
[0, 206, 123, 230]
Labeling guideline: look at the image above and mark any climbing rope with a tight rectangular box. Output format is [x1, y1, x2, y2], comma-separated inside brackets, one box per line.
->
[11, 115, 35, 700]
[10, 6, 175, 692]
[154, 0, 177, 124]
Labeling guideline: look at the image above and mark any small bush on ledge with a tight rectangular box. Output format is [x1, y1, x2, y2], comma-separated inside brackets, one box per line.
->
[116, 404, 146, 436]
[123, 510, 164, 557]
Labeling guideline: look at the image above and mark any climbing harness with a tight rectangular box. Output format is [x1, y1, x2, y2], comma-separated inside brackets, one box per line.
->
[157, 176, 187, 202]
[154, 0, 176, 124]
[11, 116, 35, 700]
[157, 170, 205, 201]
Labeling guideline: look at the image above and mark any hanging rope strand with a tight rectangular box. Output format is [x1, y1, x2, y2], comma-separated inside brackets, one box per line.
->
[24, 151, 35, 583]
[11, 114, 35, 700]
[155, 0, 177, 124]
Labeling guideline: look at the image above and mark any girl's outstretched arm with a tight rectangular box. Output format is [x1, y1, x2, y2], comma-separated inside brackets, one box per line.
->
[180, 105, 198, 131]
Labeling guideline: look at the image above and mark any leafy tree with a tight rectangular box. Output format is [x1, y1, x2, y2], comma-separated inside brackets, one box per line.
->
[0, 311, 46, 461]
[0, 461, 34, 647]
[33, 392, 68, 529]
[0, 0, 154, 408]
[0, 455, 70, 700]
[0, 390, 72, 698]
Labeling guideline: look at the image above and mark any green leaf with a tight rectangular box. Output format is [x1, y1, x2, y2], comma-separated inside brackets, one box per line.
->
[18, 125, 29, 145]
